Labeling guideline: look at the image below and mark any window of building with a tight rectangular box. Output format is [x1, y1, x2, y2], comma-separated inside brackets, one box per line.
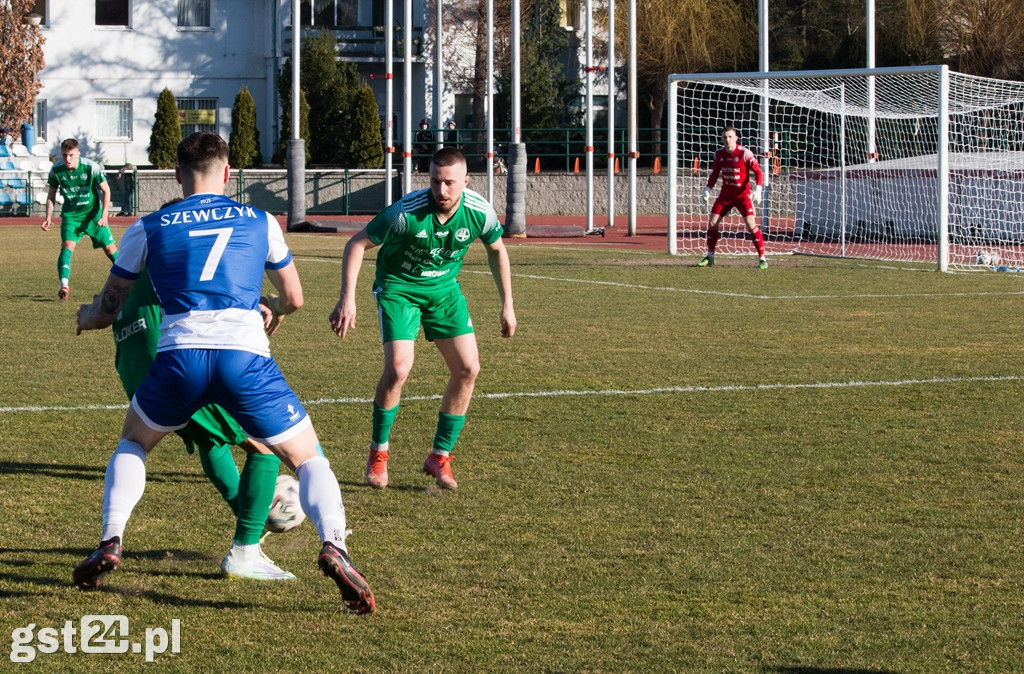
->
[178, 98, 218, 136]
[28, 0, 47, 26]
[302, 0, 358, 28]
[96, 0, 130, 27]
[178, 0, 211, 28]
[96, 100, 132, 139]
[559, 0, 580, 30]
[33, 100, 46, 141]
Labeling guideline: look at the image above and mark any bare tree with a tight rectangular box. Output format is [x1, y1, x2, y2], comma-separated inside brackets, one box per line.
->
[942, 0, 1024, 79]
[616, 0, 755, 161]
[0, 0, 46, 141]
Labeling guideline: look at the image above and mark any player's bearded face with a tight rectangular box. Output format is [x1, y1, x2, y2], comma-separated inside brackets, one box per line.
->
[430, 162, 469, 216]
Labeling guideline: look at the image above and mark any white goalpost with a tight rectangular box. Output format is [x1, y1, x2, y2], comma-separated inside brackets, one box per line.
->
[667, 66, 1024, 271]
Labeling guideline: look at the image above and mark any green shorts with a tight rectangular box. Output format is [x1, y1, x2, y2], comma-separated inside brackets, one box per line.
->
[373, 283, 474, 343]
[60, 217, 115, 249]
[175, 404, 249, 454]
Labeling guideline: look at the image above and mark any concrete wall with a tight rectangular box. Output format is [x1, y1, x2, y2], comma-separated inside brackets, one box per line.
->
[120, 170, 676, 217]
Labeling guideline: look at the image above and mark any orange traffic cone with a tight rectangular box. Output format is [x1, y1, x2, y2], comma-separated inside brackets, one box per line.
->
[534, 157, 541, 173]
[574, 157, 580, 174]
[653, 157, 661, 174]
[614, 157, 620, 173]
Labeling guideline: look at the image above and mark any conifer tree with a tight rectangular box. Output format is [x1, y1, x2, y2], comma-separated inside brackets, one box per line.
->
[149, 88, 182, 169]
[348, 85, 384, 169]
[229, 86, 261, 169]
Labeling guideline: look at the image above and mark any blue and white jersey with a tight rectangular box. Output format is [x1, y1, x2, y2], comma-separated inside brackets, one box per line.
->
[111, 193, 292, 357]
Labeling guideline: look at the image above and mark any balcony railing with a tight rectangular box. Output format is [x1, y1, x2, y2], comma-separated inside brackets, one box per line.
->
[283, 25, 424, 59]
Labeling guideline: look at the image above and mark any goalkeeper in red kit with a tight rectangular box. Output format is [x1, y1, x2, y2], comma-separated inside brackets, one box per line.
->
[698, 126, 767, 269]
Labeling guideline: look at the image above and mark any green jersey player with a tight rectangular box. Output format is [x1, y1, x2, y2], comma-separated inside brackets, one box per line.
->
[329, 147, 517, 491]
[113, 253, 293, 581]
[41, 138, 118, 301]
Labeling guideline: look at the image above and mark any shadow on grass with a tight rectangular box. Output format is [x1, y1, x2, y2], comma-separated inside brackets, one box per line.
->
[0, 460, 207, 484]
[765, 663, 901, 667]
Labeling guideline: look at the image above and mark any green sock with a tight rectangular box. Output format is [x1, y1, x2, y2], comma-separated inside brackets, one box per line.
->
[199, 444, 240, 518]
[372, 402, 400, 445]
[432, 412, 466, 454]
[234, 453, 281, 545]
[57, 248, 72, 284]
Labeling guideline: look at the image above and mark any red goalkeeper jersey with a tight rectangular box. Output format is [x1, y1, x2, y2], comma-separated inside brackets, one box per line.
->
[707, 144, 763, 198]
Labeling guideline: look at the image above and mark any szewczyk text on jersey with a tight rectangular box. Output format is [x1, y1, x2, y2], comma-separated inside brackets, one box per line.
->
[110, 193, 292, 357]
[47, 157, 106, 215]
[367, 187, 503, 288]
[707, 144, 763, 196]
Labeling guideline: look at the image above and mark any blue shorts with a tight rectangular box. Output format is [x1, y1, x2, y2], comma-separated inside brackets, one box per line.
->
[132, 349, 310, 446]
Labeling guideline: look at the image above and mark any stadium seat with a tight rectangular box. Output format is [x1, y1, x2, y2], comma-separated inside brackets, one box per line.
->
[15, 192, 30, 206]
[18, 159, 33, 171]
[0, 192, 12, 214]
[31, 145, 49, 157]
[34, 191, 47, 205]
[38, 158, 52, 171]
[10, 143, 29, 157]
[0, 145, 9, 157]
[0, 160, 14, 171]
[7, 176, 26, 190]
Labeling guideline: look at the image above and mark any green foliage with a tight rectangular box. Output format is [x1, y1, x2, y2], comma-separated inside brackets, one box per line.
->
[348, 85, 384, 169]
[279, 33, 368, 167]
[278, 89, 311, 166]
[148, 88, 182, 169]
[495, 0, 578, 130]
[228, 86, 261, 169]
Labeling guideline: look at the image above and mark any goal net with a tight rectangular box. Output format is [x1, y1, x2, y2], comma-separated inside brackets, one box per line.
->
[667, 66, 1024, 271]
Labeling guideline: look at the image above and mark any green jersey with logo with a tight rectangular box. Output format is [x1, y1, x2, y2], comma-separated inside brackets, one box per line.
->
[113, 268, 162, 397]
[48, 157, 106, 221]
[366, 187, 503, 290]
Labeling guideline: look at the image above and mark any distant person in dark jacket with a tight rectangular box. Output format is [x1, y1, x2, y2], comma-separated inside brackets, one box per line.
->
[413, 119, 434, 172]
[445, 121, 460, 150]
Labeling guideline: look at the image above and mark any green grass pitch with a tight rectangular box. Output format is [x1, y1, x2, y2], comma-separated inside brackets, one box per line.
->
[2, 224, 1023, 672]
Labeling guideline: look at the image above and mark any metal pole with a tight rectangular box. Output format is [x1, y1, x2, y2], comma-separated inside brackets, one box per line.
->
[403, 0, 413, 194]
[758, 0, 770, 232]
[867, 0, 877, 162]
[435, 0, 443, 149]
[486, 0, 495, 202]
[286, 0, 306, 230]
[385, 0, 394, 205]
[606, 0, 615, 229]
[627, 0, 636, 236]
[585, 0, 594, 232]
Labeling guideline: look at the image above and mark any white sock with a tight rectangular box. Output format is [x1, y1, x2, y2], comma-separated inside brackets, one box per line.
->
[370, 441, 388, 452]
[60, 278, 69, 288]
[295, 456, 348, 551]
[228, 541, 259, 561]
[100, 439, 148, 543]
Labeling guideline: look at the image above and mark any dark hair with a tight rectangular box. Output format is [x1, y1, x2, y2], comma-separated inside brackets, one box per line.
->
[722, 126, 737, 136]
[60, 138, 79, 152]
[177, 132, 229, 173]
[431, 147, 466, 168]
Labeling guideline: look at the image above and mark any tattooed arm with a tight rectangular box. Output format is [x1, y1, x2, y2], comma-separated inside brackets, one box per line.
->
[76, 275, 136, 335]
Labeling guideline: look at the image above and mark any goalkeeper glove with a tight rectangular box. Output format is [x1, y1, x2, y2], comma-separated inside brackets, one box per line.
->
[700, 187, 711, 205]
[751, 185, 763, 205]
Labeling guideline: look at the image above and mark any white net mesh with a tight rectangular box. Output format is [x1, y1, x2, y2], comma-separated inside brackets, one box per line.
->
[669, 69, 1024, 270]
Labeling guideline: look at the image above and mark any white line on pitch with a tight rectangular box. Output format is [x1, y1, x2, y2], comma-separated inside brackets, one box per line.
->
[463, 270, 1024, 300]
[4, 375, 1020, 415]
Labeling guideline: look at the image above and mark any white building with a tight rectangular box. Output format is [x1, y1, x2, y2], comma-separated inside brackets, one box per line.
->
[27, 0, 601, 167]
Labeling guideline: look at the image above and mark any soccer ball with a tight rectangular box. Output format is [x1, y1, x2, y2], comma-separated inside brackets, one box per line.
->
[976, 249, 1002, 266]
[266, 474, 306, 533]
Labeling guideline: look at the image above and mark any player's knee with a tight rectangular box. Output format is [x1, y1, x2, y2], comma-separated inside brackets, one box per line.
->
[452, 359, 480, 383]
[382, 360, 413, 387]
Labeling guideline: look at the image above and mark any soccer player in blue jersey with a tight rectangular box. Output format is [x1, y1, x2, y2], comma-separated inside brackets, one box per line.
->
[329, 147, 516, 491]
[72, 133, 375, 614]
